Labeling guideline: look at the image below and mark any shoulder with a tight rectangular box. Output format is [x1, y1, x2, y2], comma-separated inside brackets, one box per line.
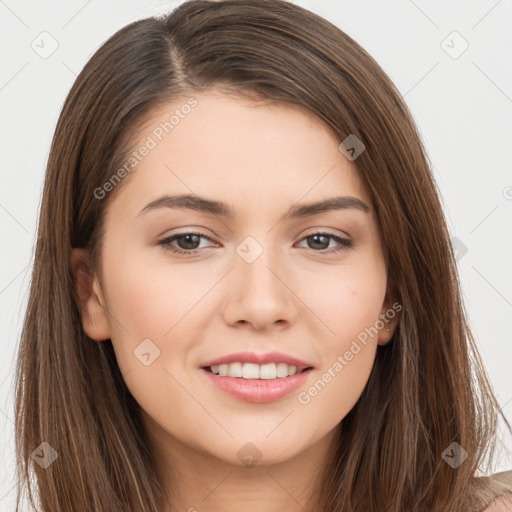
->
[477, 470, 512, 512]
[481, 494, 512, 512]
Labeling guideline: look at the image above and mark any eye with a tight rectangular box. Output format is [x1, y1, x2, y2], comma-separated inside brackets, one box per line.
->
[296, 232, 353, 253]
[157, 232, 215, 256]
[157, 231, 353, 256]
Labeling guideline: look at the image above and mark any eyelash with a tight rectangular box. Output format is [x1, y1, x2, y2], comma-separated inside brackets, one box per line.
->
[157, 231, 354, 256]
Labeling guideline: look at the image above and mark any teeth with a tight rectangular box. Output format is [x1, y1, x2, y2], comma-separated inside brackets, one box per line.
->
[210, 362, 301, 379]
[228, 362, 242, 378]
[243, 363, 260, 379]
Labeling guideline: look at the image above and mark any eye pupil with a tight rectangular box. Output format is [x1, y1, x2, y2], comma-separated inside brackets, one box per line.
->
[179, 234, 200, 250]
[308, 234, 329, 250]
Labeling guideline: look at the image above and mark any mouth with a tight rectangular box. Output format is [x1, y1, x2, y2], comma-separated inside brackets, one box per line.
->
[202, 362, 313, 380]
[200, 364, 314, 403]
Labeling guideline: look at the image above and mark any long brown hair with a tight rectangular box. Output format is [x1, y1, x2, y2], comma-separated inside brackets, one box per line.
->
[14, 1, 511, 510]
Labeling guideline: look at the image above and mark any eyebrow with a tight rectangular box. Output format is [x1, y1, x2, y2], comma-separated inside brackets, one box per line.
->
[137, 193, 370, 219]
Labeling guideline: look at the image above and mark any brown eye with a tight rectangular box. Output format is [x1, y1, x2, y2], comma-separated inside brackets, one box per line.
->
[158, 232, 215, 255]
[298, 233, 353, 253]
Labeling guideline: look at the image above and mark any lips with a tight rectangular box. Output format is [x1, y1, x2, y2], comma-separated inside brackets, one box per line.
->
[201, 365, 313, 403]
[200, 351, 314, 372]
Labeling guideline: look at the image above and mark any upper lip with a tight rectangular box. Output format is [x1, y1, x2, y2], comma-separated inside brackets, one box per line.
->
[200, 351, 314, 372]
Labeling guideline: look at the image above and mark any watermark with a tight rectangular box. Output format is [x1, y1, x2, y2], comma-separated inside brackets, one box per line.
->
[93, 96, 198, 200]
[297, 301, 402, 405]
[503, 186, 512, 200]
[237, 441, 262, 467]
[440, 31, 469, 60]
[31, 31, 59, 59]
[236, 236, 264, 264]
[134, 338, 161, 366]
[31, 441, 58, 469]
[451, 236, 468, 261]
[442, 442, 468, 468]
[338, 134, 365, 161]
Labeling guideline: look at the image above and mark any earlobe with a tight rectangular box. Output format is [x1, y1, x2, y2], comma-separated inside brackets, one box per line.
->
[377, 293, 401, 346]
[70, 248, 111, 341]
[377, 327, 395, 346]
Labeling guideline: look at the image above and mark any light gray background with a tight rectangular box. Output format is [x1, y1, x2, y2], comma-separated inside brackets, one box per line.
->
[1, 0, 511, 509]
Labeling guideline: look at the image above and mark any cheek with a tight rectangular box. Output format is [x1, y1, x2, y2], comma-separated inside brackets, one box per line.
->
[101, 249, 218, 376]
[296, 274, 383, 421]
[102, 248, 202, 333]
[303, 261, 386, 350]
[99, 252, 207, 424]
[297, 340, 377, 435]
[295, 261, 385, 420]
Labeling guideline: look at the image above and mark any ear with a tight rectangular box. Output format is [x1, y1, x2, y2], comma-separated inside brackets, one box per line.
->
[377, 287, 401, 346]
[70, 248, 111, 341]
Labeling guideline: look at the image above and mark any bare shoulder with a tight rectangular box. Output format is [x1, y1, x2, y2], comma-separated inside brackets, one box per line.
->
[482, 495, 512, 512]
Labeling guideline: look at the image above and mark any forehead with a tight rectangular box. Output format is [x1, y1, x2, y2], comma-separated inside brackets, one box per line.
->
[108, 89, 372, 219]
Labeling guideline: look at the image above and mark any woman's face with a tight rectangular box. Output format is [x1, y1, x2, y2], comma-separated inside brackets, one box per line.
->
[73, 89, 397, 470]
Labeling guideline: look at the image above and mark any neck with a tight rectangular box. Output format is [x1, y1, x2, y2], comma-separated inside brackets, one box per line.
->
[144, 417, 340, 512]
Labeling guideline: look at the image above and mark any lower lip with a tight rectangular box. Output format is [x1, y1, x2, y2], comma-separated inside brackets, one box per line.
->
[201, 368, 312, 403]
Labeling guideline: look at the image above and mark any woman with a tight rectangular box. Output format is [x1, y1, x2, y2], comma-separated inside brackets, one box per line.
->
[14, 0, 512, 510]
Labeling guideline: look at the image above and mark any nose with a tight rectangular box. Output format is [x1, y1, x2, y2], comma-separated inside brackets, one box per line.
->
[220, 244, 298, 331]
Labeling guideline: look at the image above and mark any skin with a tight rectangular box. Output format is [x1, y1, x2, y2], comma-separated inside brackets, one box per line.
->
[72, 89, 400, 511]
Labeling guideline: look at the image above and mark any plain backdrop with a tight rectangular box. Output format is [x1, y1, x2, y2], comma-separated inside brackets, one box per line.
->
[1, 0, 511, 509]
